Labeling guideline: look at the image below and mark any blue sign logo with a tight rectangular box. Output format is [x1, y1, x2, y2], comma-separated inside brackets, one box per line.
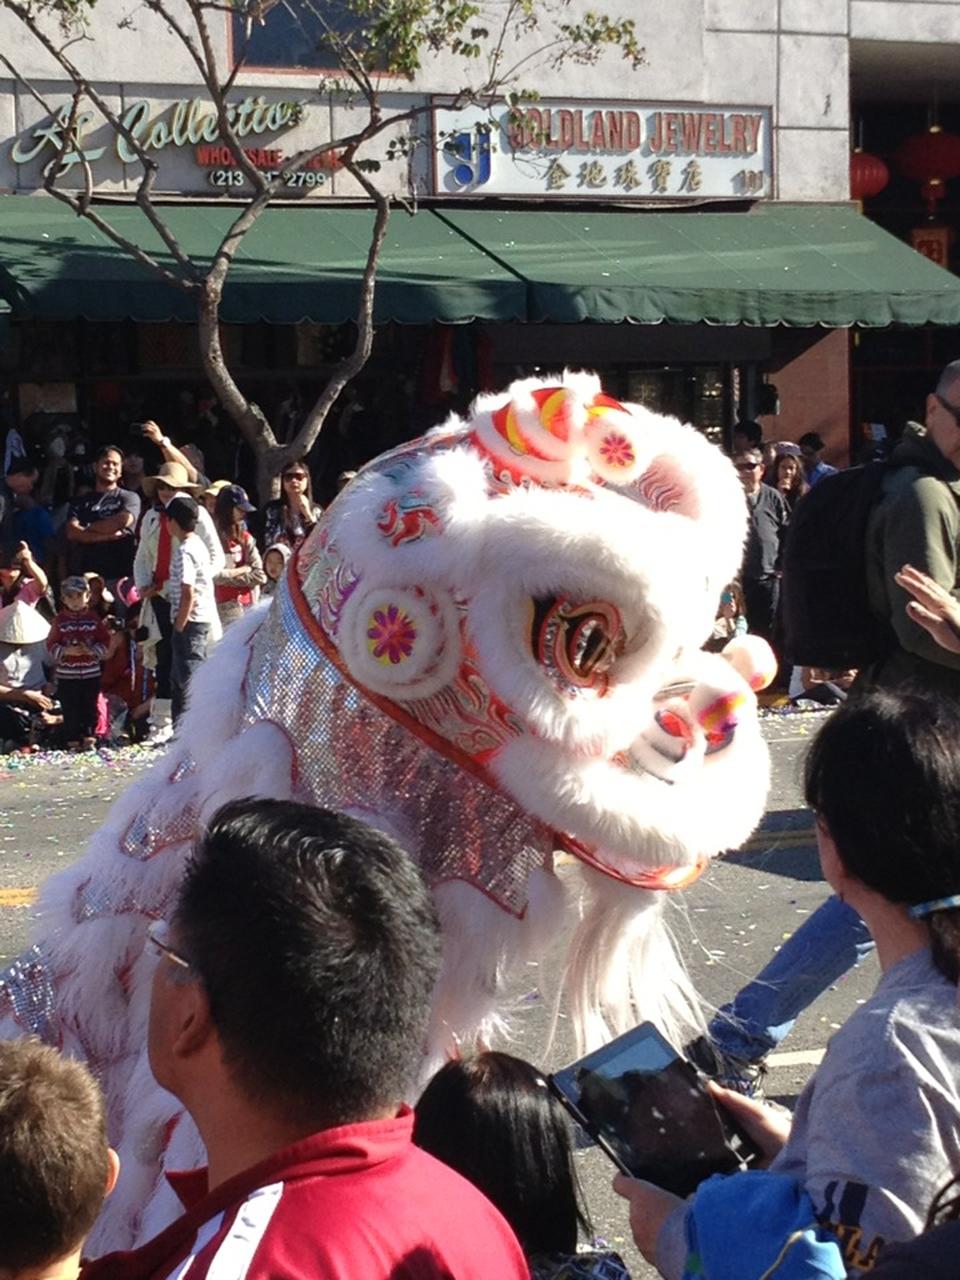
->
[444, 126, 491, 188]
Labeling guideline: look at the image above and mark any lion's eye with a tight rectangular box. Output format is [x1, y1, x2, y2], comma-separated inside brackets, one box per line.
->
[531, 596, 624, 692]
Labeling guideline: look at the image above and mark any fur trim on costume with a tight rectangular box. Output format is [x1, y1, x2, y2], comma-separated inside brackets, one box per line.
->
[0, 373, 771, 1255]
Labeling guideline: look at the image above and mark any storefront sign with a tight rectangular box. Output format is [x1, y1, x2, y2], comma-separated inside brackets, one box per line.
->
[911, 224, 950, 267]
[11, 95, 306, 174]
[432, 98, 772, 200]
[6, 93, 348, 196]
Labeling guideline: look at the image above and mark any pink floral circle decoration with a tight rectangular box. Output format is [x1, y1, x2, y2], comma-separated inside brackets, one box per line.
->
[598, 431, 636, 469]
[366, 603, 417, 665]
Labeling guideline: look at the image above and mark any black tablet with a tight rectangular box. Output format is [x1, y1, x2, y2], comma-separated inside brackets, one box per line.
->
[549, 1021, 762, 1197]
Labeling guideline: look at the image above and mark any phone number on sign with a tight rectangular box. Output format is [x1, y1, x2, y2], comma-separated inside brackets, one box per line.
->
[207, 169, 327, 188]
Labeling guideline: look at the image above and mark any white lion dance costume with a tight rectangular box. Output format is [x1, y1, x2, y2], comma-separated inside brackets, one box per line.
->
[0, 372, 773, 1251]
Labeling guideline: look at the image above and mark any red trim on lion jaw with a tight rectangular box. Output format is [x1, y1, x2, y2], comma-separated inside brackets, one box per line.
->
[558, 834, 708, 892]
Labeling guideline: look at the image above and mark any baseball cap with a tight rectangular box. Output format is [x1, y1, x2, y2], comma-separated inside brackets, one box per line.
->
[221, 483, 256, 513]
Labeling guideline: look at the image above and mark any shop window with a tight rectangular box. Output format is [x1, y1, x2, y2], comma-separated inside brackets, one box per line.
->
[232, 3, 379, 72]
[137, 323, 241, 370]
[18, 322, 78, 378]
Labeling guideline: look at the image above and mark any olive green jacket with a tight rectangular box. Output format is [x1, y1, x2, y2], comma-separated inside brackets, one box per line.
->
[864, 422, 960, 693]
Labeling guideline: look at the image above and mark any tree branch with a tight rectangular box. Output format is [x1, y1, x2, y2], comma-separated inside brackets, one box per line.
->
[2, 0, 198, 277]
[288, 160, 390, 463]
[181, 0, 270, 196]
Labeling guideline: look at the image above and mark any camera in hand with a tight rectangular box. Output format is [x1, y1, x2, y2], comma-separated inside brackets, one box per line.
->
[549, 1022, 761, 1197]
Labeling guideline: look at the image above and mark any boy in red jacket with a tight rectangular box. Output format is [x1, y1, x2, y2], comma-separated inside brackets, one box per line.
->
[47, 575, 111, 750]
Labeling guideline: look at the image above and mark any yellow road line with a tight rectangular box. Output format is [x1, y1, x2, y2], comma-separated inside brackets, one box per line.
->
[0, 887, 38, 907]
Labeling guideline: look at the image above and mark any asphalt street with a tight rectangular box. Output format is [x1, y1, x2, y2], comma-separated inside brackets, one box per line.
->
[0, 712, 877, 1276]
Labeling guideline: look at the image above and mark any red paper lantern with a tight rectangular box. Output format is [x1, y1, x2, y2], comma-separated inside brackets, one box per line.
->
[850, 150, 889, 200]
[894, 127, 960, 184]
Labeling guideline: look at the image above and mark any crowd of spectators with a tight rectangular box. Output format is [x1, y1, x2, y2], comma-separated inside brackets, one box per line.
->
[0, 416, 324, 751]
[5, 373, 960, 742]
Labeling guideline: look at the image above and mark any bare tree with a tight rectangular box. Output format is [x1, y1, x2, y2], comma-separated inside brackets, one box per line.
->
[0, 0, 642, 497]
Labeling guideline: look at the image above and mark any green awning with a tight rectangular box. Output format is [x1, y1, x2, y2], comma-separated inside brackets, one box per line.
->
[437, 204, 960, 327]
[0, 196, 958, 328]
[0, 198, 525, 324]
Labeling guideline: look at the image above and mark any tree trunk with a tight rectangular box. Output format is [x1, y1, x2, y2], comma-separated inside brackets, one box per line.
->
[255, 446, 283, 504]
[196, 285, 281, 498]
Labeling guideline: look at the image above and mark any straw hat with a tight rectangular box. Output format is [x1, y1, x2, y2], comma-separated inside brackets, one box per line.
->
[0, 600, 50, 644]
[83, 572, 114, 607]
[203, 479, 231, 499]
[142, 461, 203, 499]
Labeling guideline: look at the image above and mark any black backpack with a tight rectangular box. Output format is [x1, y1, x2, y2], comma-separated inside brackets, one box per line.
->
[780, 463, 894, 669]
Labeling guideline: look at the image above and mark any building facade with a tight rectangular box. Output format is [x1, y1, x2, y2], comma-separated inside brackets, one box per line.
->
[0, 0, 958, 483]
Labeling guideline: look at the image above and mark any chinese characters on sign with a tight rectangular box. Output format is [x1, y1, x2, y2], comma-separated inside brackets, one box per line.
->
[433, 99, 773, 200]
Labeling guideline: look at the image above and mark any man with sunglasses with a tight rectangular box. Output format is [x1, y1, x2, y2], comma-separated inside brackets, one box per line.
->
[733, 448, 789, 644]
[863, 360, 960, 693]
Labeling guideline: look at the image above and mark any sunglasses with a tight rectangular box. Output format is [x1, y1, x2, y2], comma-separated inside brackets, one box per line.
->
[283, 472, 308, 482]
[735, 462, 762, 472]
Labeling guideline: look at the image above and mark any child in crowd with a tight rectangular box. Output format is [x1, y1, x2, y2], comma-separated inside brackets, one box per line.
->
[415, 1052, 630, 1279]
[100, 601, 156, 742]
[262, 541, 291, 597]
[704, 582, 747, 653]
[47, 575, 111, 750]
[166, 495, 215, 726]
[0, 1038, 118, 1280]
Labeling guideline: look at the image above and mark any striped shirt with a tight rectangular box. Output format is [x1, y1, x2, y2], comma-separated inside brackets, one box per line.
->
[167, 533, 216, 624]
[46, 609, 110, 680]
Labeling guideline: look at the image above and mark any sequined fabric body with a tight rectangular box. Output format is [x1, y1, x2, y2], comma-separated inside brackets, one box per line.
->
[243, 571, 553, 915]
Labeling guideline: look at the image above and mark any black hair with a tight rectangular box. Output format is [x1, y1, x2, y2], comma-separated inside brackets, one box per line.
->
[94, 444, 124, 463]
[175, 799, 442, 1128]
[214, 487, 244, 543]
[733, 419, 763, 447]
[5, 458, 38, 478]
[798, 431, 825, 452]
[804, 689, 960, 983]
[165, 495, 198, 533]
[413, 1053, 589, 1257]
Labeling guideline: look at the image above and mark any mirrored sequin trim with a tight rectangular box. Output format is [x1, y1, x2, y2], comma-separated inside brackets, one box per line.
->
[0, 944, 58, 1041]
[242, 574, 552, 916]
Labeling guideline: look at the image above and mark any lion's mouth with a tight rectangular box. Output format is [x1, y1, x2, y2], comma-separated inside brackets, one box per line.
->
[558, 833, 707, 892]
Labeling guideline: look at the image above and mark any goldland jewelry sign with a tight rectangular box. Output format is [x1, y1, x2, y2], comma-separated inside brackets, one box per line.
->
[432, 99, 773, 200]
[5, 93, 345, 195]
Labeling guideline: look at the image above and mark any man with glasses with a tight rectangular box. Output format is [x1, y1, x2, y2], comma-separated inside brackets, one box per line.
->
[733, 448, 789, 644]
[85, 799, 529, 1278]
[863, 359, 960, 693]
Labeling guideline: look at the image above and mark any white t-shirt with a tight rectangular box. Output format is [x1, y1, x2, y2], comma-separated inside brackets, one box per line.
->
[168, 532, 216, 624]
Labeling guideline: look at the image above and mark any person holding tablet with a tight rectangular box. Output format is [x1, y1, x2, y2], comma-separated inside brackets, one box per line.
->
[614, 688, 960, 1279]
